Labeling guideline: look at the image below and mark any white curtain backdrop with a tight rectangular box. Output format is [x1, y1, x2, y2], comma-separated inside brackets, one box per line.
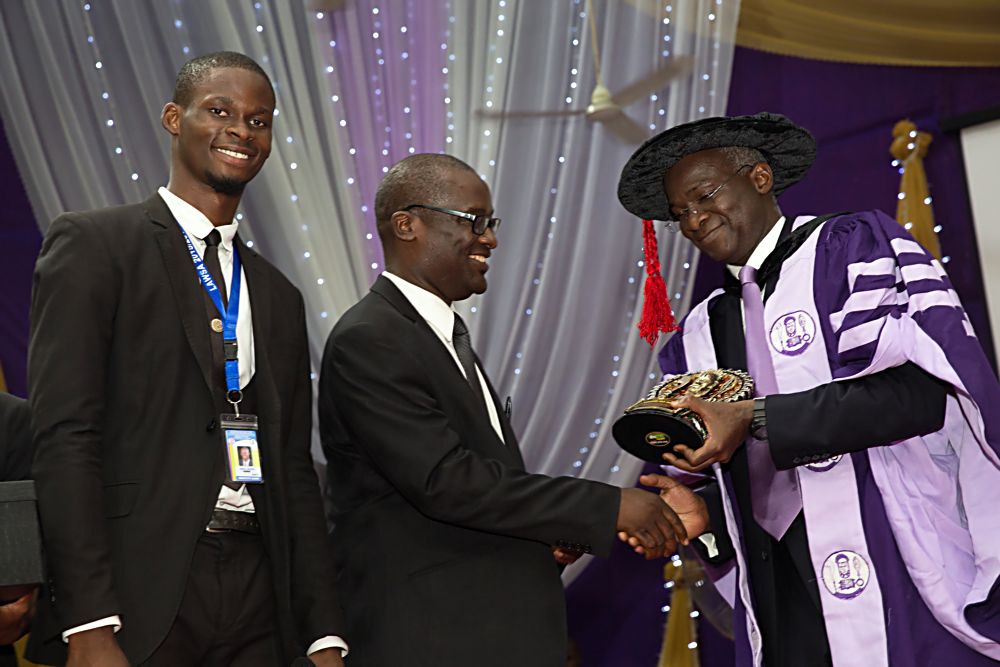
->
[0, 0, 740, 534]
[443, 0, 740, 581]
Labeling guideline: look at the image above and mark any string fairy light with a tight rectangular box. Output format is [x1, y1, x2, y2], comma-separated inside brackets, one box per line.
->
[889, 128, 948, 263]
[593, 0, 713, 480]
[628, 3, 735, 647]
[78, 1, 143, 198]
[318, 7, 381, 278]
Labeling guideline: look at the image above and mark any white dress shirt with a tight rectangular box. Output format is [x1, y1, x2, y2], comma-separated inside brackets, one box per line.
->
[66, 189, 347, 658]
[727, 215, 785, 280]
[159, 186, 256, 515]
[383, 271, 505, 442]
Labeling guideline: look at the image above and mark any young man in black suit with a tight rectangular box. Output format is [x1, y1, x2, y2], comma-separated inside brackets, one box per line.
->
[319, 154, 694, 667]
[28, 52, 345, 667]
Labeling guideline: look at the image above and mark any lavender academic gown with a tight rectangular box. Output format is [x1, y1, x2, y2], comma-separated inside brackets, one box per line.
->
[659, 211, 1000, 666]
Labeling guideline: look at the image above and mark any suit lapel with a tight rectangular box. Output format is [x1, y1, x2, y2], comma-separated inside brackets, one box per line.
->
[238, 236, 280, 424]
[480, 369, 525, 468]
[236, 237, 282, 517]
[371, 277, 469, 394]
[371, 276, 514, 457]
[146, 194, 218, 402]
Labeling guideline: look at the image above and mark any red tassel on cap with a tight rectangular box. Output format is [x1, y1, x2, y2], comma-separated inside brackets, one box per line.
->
[637, 219, 678, 347]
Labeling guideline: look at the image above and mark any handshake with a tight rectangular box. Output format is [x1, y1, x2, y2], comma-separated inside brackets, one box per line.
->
[615, 473, 710, 560]
[551, 473, 710, 564]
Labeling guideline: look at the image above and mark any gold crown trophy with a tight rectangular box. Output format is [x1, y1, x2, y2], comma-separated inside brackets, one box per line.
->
[612, 370, 755, 462]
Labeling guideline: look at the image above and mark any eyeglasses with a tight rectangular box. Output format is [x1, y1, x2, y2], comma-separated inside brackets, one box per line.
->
[403, 204, 502, 236]
[665, 163, 754, 231]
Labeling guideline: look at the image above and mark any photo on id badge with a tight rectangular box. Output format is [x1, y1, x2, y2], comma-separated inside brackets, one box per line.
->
[226, 429, 263, 483]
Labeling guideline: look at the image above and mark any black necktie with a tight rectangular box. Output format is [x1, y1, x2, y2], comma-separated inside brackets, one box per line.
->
[739, 265, 802, 539]
[202, 230, 239, 489]
[452, 314, 487, 411]
[203, 229, 228, 309]
[201, 230, 229, 390]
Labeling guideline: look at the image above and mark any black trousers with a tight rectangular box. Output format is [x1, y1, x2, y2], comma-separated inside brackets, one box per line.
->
[141, 530, 280, 667]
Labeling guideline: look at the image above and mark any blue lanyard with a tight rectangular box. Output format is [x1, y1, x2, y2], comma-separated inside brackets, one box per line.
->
[178, 227, 243, 405]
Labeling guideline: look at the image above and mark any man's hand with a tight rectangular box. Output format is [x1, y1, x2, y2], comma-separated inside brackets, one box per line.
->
[309, 647, 346, 667]
[660, 397, 754, 472]
[638, 474, 710, 540]
[66, 626, 129, 667]
[0, 586, 35, 645]
[552, 546, 583, 566]
[616, 487, 688, 560]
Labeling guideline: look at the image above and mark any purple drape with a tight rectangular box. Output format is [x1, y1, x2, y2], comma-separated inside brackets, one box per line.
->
[319, 0, 448, 275]
[0, 117, 40, 398]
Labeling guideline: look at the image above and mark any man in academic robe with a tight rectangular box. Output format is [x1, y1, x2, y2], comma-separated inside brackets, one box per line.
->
[616, 112, 1000, 666]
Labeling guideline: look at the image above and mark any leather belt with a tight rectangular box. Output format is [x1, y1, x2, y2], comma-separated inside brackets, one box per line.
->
[206, 509, 260, 535]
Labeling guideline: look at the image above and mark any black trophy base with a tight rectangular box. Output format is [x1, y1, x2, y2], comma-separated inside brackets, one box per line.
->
[612, 410, 704, 463]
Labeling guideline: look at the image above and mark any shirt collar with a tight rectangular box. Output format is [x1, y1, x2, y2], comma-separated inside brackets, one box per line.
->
[158, 186, 239, 251]
[382, 271, 456, 342]
[727, 215, 785, 279]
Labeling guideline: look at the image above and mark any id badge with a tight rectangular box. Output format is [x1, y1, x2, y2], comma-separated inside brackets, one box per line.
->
[221, 413, 264, 484]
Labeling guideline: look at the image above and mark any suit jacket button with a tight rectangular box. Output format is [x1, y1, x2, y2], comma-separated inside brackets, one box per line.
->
[206, 418, 217, 432]
[792, 457, 802, 464]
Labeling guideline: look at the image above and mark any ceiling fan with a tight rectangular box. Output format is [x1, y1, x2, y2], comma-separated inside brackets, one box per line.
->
[476, 0, 693, 144]
[306, 0, 350, 11]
